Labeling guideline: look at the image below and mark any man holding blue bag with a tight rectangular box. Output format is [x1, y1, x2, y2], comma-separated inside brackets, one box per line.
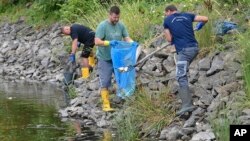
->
[95, 6, 133, 112]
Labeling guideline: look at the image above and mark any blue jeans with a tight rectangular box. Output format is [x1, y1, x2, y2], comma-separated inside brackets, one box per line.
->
[98, 59, 114, 88]
[176, 47, 199, 87]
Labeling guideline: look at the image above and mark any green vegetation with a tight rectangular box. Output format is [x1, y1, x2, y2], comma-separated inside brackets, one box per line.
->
[0, 0, 167, 41]
[67, 85, 78, 99]
[206, 1, 250, 140]
[238, 30, 250, 106]
[0, 0, 64, 27]
[59, 0, 101, 23]
[79, 1, 166, 42]
[209, 91, 245, 141]
[210, 111, 239, 141]
[115, 87, 175, 141]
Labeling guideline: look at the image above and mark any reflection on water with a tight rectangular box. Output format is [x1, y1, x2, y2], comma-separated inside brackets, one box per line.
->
[0, 80, 66, 109]
[0, 80, 107, 141]
[0, 97, 66, 141]
[66, 121, 113, 141]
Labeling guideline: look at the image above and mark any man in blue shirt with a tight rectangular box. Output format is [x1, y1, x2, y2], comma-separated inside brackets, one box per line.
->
[163, 5, 208, 116]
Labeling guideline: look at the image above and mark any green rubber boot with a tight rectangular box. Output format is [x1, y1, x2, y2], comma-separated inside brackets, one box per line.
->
[176, 86, 196, 116]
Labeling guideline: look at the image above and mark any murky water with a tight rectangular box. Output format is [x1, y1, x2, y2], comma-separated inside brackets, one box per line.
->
[0, 80, 104, 141]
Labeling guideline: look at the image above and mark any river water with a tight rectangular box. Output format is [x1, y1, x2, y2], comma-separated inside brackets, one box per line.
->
[0, 79, 106, 141]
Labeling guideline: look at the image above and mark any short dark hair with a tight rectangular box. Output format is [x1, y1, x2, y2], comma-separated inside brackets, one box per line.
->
[60, 26, 64, 34]
[109, 6, 120, 15]
[165, 5, 178, 12]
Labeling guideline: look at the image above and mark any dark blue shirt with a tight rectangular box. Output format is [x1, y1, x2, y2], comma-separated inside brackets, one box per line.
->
[163, 12, 198, 53]
[70, 24, 95, 46]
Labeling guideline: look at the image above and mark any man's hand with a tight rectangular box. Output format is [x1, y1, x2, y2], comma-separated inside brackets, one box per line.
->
[194, 22, 205, 31]
[69, 54, 76, 63]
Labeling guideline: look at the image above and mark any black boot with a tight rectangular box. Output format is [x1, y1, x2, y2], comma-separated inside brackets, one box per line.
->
[176, 86, 196, 116]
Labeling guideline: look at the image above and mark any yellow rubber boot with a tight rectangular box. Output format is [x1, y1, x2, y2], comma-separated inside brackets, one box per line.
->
[101, 89, 114, 112]
[81, 67, 90, 79]
[102, 130, 112, 141]
[88, 53, 95, 67]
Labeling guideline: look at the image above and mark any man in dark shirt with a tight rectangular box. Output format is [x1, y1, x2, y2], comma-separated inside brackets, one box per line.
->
[163, 5, 208, 116]
[61, 24, 95, 78]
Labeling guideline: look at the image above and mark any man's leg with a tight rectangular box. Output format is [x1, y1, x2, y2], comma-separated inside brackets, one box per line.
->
[98, 59, 114, 112]
[81, 45, 94, 78]
[175, 47, 199, 116]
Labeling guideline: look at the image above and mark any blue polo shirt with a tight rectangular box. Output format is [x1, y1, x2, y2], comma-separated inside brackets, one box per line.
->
[163, 12, 198, 53]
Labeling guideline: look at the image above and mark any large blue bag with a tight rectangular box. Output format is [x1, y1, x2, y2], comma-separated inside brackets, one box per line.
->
[111, 41, 138, 98]
[215, 21, 237, 35]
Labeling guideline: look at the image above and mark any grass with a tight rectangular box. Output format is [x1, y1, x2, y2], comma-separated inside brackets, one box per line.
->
[209, 102, 241, 141]
[209, 5, 250, 140]
[238, 30, 250, 106]
[211, 117, 231, 141]
[67, 85, 78, 99]
[114, 86, 175, 141]
[194, 4, 220, 58]
[79, 0, 166, 43]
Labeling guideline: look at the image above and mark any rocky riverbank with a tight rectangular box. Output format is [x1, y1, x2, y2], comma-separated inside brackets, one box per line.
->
[1, 20, 249, 141]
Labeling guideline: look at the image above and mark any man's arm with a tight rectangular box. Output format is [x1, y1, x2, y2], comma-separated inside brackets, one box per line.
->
[95, 23, 110, 46]
[164, 29, 172, 43]
[193, 15, 208, 31]
[194, 15, 208, 23]
[71, 39, 78, 54]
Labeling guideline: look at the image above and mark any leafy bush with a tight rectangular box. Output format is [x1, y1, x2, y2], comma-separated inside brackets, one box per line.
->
[36, 0, 65, 12]
[0, 0, 32, 13]
[59, 0, 101, 23]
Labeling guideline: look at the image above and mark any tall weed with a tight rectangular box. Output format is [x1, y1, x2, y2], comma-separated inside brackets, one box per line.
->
[238, 30, 250, 99]
[59, 0, 101, 23]
[115, 87, 175, 140]
[194, 6, 216, 50]
[79, 0, 166, 42]
[209, 102, 241, 141]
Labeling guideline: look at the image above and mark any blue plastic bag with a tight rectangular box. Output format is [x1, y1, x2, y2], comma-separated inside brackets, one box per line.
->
[111, 41, 138, 98]
[215, 21, 237, 35]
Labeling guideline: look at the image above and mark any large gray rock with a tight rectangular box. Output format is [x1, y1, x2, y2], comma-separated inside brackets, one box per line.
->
[159, 125, 182, 141]
[184, 115, 200, 128]
[162, 55, 176, 73]
[206, 55, 224, 76]
[198, 57, 211, 71]
[189, 69, 199, 84]
[37, 48, 51, 60]
[191, 131, 215, 141]
[207, 94, 225, 112]
[41, 57, 50, 68]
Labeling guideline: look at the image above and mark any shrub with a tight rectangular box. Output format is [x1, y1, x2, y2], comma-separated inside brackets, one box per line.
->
[36, 0, 65, 12]
[59, 0, 101, 23]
